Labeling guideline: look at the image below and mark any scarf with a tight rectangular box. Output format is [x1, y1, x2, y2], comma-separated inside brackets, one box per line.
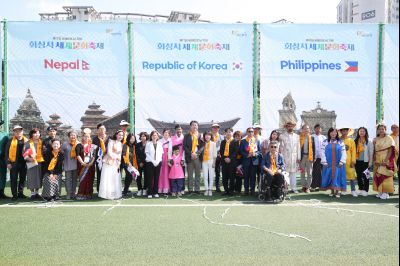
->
[245, 136, 255, 154]
[124, 145, 138, 169]
[99, 135, 107, 153]
[190, 132, 198, 153]
[29, 139, 44, 163]
[224, 139, 232, 157]
[271, 153, 277, 174]
[122, 132, 127, 145]
[70, 139, 78, 159]
[48, 150, 59, 171]
[300, 134, 313, 162]
[236, 140, 242, 159]
[214, 133, 220, 143]
[356, 137, 366, 160]
[203, 141, 210, 161]
[8, 136, 28, 163]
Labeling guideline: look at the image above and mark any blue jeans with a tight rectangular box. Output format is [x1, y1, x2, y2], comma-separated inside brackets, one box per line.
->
[350, 180, 356, 191]
[243, 162, 257, 192]
[170, 178, 184, 193]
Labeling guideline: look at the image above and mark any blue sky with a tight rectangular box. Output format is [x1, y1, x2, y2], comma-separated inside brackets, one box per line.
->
[0, 0, 339, 23]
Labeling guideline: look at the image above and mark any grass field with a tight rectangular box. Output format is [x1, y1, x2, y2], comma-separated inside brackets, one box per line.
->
[0, 183, 399, 266]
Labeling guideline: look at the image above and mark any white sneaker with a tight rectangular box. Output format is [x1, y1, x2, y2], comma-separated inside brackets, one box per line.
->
[147, 195, 152, 199]
[136, 190, 142, 196]
[351, 191, 358, 197]
[357, 190, 364, 196]
[380, 193, 389, 200]
[154, 194, 159, 198]
[180, 191, 185, 195]
[209, 190, 212, 197]
[204, 191, 209, 196]
[292, 190, 299, 194]
[142, 190, 148, 196]
[376, 193, 382, 198]
[361, 191, 369, 197]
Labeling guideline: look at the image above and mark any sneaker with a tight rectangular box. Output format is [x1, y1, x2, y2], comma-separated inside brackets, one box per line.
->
[291, 190, 299, 194]
[329, 193, 334, 197]
[335, 194, 341, 198]
[177, 192, 182, 197]
[209, 190, 212, 197]
[142, 190, 148, 196]
[18, 193, 27, 199]
[154, 194, 159, 198]
[380, 193, 390, 200]
[180, 191, 185, 195]
[351, 191, 358, 197]
[147, 195, 152, 199]
[136, 190, 143, 196]
[204, 191, 209, 196]
[305, 188, 311, 194]
[171, 192, 176, 197]
[357, 190, 364, 196]
[361, 191, 369, 197]
[376, 193, 382, 198]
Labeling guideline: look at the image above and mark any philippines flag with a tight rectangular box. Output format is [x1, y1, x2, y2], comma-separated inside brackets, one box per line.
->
[345, 61, 358, 72]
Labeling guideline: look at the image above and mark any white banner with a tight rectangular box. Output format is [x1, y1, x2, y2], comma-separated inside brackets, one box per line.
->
[383, 25, 399, 127]
[7, 22, 128, 130]
[260, 24, 378, 136]
[133, 23, 253, 133]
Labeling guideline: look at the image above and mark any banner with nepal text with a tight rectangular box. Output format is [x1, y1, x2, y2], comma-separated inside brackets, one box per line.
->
[383, 25, 399, 127]
[133, 23, 253, 133]
[260, 24, 378, 137]
[7, 22, 128, 131]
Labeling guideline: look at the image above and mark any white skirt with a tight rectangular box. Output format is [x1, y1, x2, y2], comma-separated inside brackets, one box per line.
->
[98, 163, 122, 200]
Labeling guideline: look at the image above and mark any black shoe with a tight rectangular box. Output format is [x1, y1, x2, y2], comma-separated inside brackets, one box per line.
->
[216, 188, 222, 193]
[18, 193, 27, 199]
[11, 196, 18, 201]
[193, 191, 200, 194]
[222, 192, 230, 196]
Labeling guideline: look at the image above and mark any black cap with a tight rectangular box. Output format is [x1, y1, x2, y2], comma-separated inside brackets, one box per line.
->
[47, 126, 58, 132]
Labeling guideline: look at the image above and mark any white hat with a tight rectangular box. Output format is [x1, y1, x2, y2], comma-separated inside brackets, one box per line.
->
[119, 120, 130, 126]
[12, 125, 23, 131]
[211, 123, 220, 128]
[253, 123, 262, 129]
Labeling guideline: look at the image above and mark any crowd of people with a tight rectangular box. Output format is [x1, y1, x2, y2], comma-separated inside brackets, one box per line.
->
[0, 119, 398, 201]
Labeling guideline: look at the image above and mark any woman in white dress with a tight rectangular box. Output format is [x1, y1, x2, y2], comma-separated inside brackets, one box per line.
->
[98, 130, 124, 200]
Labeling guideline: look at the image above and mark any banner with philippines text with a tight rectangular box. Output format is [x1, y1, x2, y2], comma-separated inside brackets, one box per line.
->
[133, 23, 253, 133]
[7, 22, 128, 132]
[383, 25, 399, 127]
[260, 24, 378, 137]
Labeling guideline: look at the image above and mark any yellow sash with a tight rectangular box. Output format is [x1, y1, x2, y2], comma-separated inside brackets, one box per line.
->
[191, 132, 198, 153]
[356, 137, 366, 160]
[48, 151, 59, 171]
[203, 141, 210, 161]
[300, 134, 313, 161]
[8, 136, 28, 163]
[271, 154, 277, 174]
[29, 139, 44, 163]
[224, 139, 232, 157]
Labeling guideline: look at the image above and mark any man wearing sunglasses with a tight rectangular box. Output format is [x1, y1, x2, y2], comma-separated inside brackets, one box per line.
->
[262, 141, 285, 201]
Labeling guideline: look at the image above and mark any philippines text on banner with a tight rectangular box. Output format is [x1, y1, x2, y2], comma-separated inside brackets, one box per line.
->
[259, 24, 378, 136]
[133, 23, 253, 133]
[7, 22, 128, 134]
[383, 25, 399, 127]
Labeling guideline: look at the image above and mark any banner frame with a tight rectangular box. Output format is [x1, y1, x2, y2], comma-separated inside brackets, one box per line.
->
[1, 20, 8, 134]
[128, 21, 135, 133]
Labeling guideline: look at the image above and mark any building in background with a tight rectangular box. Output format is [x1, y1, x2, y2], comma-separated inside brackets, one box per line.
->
[337, 0, 399, 23]
[39, 6, 211, 23]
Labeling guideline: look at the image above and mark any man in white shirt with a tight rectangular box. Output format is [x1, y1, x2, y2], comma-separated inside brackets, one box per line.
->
[310, 124, 326, 191]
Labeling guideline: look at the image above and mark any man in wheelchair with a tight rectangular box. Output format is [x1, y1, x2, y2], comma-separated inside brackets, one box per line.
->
[260, 141, 286, 202]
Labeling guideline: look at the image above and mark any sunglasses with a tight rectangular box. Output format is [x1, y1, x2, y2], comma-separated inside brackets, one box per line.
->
[270, 146, 277, 148]
[248, 131, 254, 133]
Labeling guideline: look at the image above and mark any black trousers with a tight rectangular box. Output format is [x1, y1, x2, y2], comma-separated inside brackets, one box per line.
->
[10, 163, 27, 197]
[145, 162, 161, 195]
[123, 167, 133, 194]
[215, 156, 221, 189]
[355, 160, 370, 192]
[311, 158, 322, 189]
[95, 162, 102, 193]
[136, 166, 145, 191]
[222, 161, 236, 193]
[263, 172, 285, 199]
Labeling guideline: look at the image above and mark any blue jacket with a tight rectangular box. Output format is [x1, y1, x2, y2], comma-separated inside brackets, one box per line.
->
[239, 137, 262, 166]
[262, 152, 285, 171]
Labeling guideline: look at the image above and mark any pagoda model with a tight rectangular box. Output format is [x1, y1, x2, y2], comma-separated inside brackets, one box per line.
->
[45, 113, 72, 141]
[47, 113, 63, 129]
[10, 89, 45, 133]
[301, 102, 336, 135]
[80, 102, 109, 134]
[278, 92, 298, 129]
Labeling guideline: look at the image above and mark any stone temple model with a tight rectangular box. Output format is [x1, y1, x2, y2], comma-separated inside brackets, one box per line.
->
[301, 101, 336, 135]
[10, 89, 45, 132]
[147, 118, 241, 133]
[278, 92, 298, 130]
[80, 102, 109, 134]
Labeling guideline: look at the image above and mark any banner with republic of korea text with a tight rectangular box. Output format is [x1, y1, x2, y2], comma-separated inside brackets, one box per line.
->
[260, 24, 378, 136]
[7, 22, 128, 131]
[133, 23, 253, 133]
[383, 25, 399, 127]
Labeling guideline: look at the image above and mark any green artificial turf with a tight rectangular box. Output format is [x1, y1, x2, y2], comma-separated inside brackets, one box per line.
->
[0, 185, 398, 266]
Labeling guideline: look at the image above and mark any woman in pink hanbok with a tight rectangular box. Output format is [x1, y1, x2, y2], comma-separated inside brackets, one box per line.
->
[158, 129, 171, 194]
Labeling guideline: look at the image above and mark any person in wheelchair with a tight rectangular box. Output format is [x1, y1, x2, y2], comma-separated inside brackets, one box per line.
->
[261, 141, 286, 201]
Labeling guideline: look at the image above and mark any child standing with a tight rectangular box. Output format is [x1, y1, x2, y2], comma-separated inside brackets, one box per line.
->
[168, 145, 185, 196]
[201, 131, 217, 196]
